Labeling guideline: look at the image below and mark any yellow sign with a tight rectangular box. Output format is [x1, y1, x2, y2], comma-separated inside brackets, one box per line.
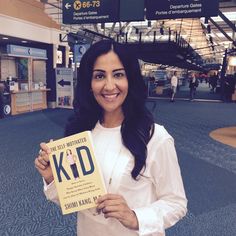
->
[63, 0, 119, 24]
[74, 0, 82, 10]
[74, 0, 100, 10]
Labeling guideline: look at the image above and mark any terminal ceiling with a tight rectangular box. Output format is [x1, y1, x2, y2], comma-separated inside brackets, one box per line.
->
[24, 1, 236, 69]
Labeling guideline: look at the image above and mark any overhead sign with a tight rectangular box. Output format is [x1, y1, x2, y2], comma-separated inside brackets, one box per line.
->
[7, 45, 47, 59]
[74, 44, 90, 63]
[63, 0, 119, 24]
[55, 68, 74, 109]
[146, 0, 220, 20]
[120, 0, 144, 22]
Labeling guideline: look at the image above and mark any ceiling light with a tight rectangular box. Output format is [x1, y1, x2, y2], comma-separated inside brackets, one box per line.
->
[2, 37, 9, 40]
[21, 40, 27, 43]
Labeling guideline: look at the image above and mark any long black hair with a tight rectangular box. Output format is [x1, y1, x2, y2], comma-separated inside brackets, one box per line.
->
[65, 40, 154, 179]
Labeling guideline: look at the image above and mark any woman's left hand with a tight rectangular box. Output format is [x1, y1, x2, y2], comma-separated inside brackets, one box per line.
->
[96, 194, 139, 230]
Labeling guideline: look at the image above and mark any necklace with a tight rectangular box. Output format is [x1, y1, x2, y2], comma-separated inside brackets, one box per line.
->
[89, 127, 123, 216]
[107, 146, 123, 192]
[89, 146, 123, 217]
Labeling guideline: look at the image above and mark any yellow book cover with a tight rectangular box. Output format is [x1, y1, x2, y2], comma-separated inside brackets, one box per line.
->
[47, 131, 107, 215]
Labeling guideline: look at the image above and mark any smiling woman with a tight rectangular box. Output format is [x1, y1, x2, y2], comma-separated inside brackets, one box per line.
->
[35, 40, 187, 236]
[91, 50, 128, 126]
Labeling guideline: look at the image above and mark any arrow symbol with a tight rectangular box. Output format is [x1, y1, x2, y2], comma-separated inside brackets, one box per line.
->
[65, 3, 71, 9]
[58, 79, 71, 87]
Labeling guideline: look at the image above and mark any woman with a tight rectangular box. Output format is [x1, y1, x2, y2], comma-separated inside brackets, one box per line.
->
[35, 40, 187, 236]
[189, 73, 198, 101]
[170, 71, 178, 102]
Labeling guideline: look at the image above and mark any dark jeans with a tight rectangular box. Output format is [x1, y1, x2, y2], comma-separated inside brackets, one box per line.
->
[190, 88, 196, 100]
[70, 163, 79, 179]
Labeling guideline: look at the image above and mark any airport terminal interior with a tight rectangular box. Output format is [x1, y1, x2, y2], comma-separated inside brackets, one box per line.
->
[0, 0, 236, 235]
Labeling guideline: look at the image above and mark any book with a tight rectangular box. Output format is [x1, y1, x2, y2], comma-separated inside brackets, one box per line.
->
[47, 131, 107, 215]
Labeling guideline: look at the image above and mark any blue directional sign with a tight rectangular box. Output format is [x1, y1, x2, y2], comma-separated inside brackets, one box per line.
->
[63, 0, 119, 24]
[120, 0, 145, 22]
[74, 44, 90, 63]
[146, 0, 220, 20]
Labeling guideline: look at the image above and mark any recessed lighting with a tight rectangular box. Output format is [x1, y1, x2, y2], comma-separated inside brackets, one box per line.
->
[2, 37, 9, 40]
[21, 40, 27, 43]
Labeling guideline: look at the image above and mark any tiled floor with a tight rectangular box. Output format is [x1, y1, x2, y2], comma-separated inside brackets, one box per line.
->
[0, 100, 235, 236]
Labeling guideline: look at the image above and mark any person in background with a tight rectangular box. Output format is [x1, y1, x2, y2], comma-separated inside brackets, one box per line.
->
[35, 40, 187, 236]
[220, 75, 227, 102]
[204, 74, 209, 85]
[209, 73, 218, 93]
[225, 74, 236, 102]
[170, 71, 178, 102]
[189, 73, 198, 101]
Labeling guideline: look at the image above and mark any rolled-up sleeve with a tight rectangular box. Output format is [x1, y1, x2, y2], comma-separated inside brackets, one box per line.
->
[43, 179, 60, 206]
[133, 137, 187, 236]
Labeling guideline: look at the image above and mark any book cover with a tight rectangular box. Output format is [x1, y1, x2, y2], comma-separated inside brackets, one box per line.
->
[47, 131, 107, 215]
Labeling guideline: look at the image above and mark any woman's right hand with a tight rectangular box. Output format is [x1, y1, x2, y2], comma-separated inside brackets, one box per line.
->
[34, 142, 54, 184]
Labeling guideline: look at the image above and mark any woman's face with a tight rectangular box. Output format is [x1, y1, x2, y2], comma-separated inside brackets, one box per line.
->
[91, 50, 128, 116]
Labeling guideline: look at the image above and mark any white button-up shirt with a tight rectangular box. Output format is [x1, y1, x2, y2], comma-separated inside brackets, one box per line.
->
[44, 123, 187, 236]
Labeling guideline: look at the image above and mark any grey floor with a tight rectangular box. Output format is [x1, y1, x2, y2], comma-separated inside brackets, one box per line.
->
[0, 99, 236, 236]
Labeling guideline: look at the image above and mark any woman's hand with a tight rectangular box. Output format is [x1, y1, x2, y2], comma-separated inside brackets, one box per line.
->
[34, 142, 54, 184]
[96, 194, 139, 230]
